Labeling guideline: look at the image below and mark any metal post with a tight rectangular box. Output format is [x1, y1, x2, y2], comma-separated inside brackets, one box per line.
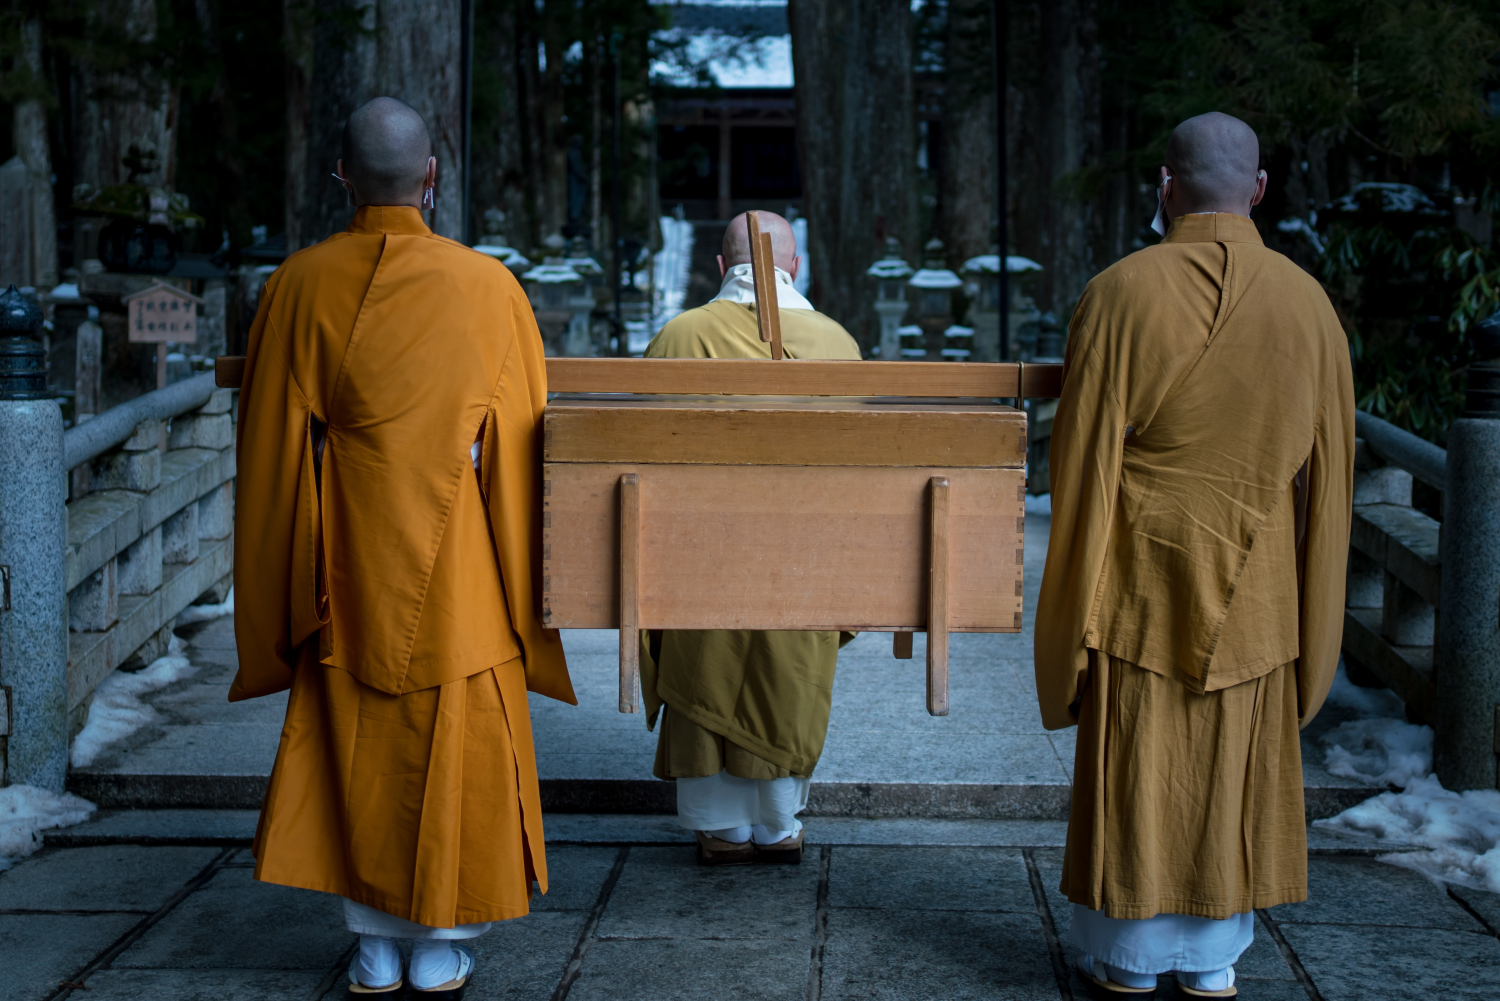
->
[1436, 356, 1500, 790]
[611, 32, 625, 356]
[992, 0, 1009, 362]
[0, 287, 67, 790]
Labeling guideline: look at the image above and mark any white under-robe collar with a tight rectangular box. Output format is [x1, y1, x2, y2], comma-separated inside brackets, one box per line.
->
[709, 262, 815, 311]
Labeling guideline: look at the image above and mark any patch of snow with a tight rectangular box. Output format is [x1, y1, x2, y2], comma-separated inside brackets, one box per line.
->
[1324, 663, 1407, 718]
[0, 785, 95, 869]
[175, 586, 233, 625]
[1321, 718, 1433, 789]
[1318, 776, 1500, 893]
[70, 640, 198, 769]
[1311, 663, 1500, 891]
[652, 216, 695, 335]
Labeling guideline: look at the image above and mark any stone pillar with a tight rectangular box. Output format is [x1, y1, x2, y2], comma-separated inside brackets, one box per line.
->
[1435, 359, 1500, 790]
[875, 301, 908, 362]
[0, 401, 68, 789]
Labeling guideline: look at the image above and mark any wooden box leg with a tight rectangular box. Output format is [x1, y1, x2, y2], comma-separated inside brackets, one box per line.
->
[927, 476, 950, 716]
[893, 631, 913, 659]
[619, 472, 640, 713]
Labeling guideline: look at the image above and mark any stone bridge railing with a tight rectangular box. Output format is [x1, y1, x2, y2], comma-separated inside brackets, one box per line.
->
[0, 370, 235, 791]
[1341, 411, 1445, 724]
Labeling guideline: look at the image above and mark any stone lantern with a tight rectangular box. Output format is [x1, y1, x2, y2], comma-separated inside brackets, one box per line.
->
[521, 256, 585, 357]
[866, 238, 914, 361]
[908, 239, 963, 361]
[472, 208, 530, 276]
[961, 251, 1043, 362]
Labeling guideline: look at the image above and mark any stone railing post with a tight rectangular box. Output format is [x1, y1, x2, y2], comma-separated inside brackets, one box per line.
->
[0, 286, 67, 790]
[1436, 354, 1500, 790]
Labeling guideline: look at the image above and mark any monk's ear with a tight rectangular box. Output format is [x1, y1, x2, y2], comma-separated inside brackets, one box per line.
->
[1250, 169, 1268, 208]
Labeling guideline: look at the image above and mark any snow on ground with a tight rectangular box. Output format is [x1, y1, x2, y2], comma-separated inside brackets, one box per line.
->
[1318, 666, 1431, 788]
[0, 785, 95, 869]
[175, 586, 233, 625]
[1314, 664, 1500, 891]
[70, 636, 198, 769]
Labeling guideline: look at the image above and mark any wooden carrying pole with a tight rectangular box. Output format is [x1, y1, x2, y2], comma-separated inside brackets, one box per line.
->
[216, 355, 1065, 399]
[745, 211, 783, 360]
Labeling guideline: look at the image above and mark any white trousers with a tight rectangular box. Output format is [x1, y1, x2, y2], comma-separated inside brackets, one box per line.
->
[1070, 904, 1254, 975]
[342, 898, 492, 940]
[675, 769, 809, 833]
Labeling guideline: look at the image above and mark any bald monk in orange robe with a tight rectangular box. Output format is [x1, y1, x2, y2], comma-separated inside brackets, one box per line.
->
[230, 97, 573, 998]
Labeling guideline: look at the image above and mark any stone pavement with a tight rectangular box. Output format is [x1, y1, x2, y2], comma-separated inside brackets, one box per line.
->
[8, 810, 1500, 1000]
[69, 510, 1374, 819]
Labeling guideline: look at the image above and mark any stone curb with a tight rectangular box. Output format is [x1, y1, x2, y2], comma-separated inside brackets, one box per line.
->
[66, 772, 1378, 820]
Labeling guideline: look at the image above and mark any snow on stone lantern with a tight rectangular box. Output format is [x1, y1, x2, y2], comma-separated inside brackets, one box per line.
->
[961, 251, 1043, 362]
[563, 235, 607, 355]
[472, 207, 531, 276]
[907, 238, 963, 361]
[521, 253, 585, 357]
[866, 237, 914, 361]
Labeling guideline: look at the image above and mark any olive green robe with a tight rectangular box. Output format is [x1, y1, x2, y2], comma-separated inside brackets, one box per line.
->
[1036, 212, 1354, 919]
[642, 296, 862, 780]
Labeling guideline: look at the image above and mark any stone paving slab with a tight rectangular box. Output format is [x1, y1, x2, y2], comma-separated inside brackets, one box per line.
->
[7, 817, 1500, 1001]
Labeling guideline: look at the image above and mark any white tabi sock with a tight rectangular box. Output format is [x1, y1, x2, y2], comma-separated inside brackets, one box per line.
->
[1176, 967, 1235, 992]
[410, 940, 464, 990]
[751, 819, 802, 845]
[352, 935, 402, 988]
[707, 825, 751, 844]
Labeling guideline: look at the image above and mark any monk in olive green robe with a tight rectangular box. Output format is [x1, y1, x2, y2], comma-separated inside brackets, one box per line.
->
[641, 211, 859, 864]
[1035, 113, 1353, 996]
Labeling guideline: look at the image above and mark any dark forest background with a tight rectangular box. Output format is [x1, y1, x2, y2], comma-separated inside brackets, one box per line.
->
[4, 0, 1500, 441]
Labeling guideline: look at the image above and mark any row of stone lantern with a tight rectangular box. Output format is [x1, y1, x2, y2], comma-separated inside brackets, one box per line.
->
[867, 238, 1047, 362]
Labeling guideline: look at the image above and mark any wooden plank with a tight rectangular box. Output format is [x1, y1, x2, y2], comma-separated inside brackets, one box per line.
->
[545, 398, 1026, 468]
[211, 354, 1068, 399]
[544, 358, 1060, 398]
[893, 631, 913, 659]
[619, 473, 641, 712]
[927, 476, 950, 716]
[542, 463, 1024, 631]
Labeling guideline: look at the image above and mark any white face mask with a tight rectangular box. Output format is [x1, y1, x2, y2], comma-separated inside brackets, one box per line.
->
[1151, 175, 1173, 236]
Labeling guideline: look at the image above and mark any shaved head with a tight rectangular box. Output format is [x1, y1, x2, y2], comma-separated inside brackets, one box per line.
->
[341, 97, 432, 205]
[721, 211, 797, 272]
[1163, 112, 1263, 215]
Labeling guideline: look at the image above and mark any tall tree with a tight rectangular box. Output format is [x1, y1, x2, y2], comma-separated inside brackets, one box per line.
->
[789, 0, 918, 351]
[938, 0, 995, 266]
[284, 0, 465, 249]
[11, 8, 55, 286]
[1010, 0, 1100, 315]
[72, 0, 175, 193]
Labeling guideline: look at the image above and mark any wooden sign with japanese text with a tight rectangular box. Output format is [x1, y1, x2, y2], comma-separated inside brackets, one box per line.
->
[124, 283, 203, 344]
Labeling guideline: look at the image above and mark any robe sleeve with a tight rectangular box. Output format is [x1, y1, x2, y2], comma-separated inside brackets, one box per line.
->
[1295, 356, 1356, 726]
[1033, 311, 1127, 729]
[228, 282, 316, 701]
[483, 293, 576, 705]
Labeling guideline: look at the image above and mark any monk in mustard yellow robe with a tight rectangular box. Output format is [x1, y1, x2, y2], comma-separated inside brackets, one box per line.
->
[640, 212, 859, 865]
[1035, 113, 1353, 996]
[231, 98, 573, 995]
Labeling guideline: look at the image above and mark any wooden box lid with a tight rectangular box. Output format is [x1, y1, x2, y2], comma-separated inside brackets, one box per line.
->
[543, 394, 1027, 468]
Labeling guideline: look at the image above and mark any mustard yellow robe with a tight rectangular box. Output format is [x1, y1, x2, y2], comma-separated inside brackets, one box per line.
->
[232, 205, 574, 927]
[641, 298, 860, 780]
[1035, 212, 1354, 919]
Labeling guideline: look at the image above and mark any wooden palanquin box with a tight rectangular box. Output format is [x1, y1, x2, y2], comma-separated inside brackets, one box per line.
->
[540, 368, 1032, 716]
[212, 354, 1059, 716]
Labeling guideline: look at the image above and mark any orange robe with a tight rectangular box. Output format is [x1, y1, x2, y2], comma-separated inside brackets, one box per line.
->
[231, 205, 574, 927]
